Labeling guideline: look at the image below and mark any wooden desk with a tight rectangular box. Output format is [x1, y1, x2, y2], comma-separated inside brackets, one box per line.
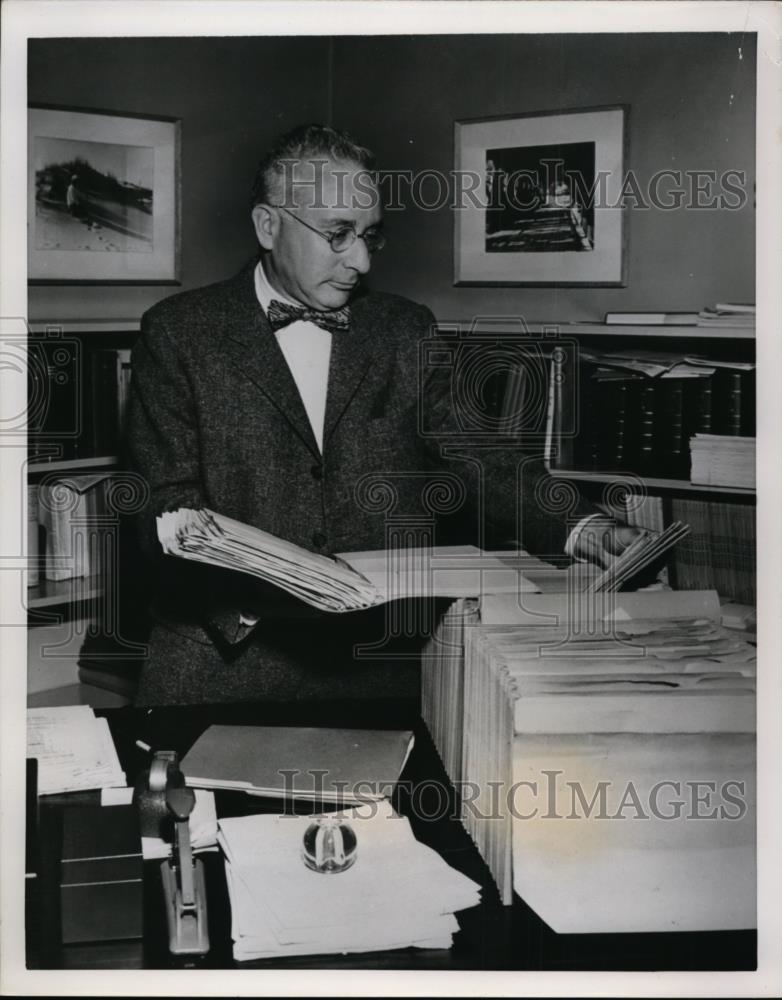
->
[27, 701, 756, 971]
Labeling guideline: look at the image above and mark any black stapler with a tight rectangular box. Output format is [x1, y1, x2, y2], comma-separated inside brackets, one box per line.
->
[133, 750, 209, 956]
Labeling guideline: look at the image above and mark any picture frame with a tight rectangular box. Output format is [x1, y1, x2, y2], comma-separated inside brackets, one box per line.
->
[28, 104, 181, 285]
[454, 105, 627, 286]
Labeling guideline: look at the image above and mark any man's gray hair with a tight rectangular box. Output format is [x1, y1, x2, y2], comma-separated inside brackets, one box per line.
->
[251, 124, 376, 207]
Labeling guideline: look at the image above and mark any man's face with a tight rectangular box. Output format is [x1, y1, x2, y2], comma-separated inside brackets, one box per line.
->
[254, 158, 383, 311]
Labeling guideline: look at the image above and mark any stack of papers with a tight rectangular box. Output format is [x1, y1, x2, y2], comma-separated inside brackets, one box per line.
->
[181, 726, 414, 804]
[218, 800, 481, 960]
[690, 433, 756, 489]
[421, 598, 480, 784]
[459, 596, 756, 903]
[158, 508, 379, 611]
[157, 508, 538, 612]
[26, 705, 125, 795]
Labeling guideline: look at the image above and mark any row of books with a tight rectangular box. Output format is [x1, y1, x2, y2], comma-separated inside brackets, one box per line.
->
[548, 350, 755, 480]
[27, 475, 110, 587]
[28, 343, 131, 462]
[422, 589, 756, 930]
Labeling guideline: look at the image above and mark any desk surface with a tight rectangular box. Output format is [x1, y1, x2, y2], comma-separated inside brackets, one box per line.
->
[27, 700, 756, 972]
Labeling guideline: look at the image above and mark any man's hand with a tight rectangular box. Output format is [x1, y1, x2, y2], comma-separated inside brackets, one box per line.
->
[570, 516, 648, 570]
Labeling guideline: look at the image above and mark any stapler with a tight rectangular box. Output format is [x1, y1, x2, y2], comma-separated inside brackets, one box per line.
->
[134, 750, 209, 956]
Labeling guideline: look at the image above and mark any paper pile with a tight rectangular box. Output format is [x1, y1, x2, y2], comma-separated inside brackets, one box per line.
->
[218, 800, 481, 960]
[690, 433, 755, 489]
[26, 705, 125, 795]
[157, 508, 538, 612]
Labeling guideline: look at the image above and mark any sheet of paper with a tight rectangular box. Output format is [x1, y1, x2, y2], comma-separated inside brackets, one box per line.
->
[27, 706, 126, 795]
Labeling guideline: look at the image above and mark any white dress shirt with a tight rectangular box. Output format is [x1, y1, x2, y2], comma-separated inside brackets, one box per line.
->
[254, 259, 332, 453]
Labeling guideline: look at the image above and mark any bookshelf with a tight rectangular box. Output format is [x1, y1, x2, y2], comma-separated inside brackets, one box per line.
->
[27, 320, 146, 701]
[538, 322, 756, 604]
[27, 322, 140, 609]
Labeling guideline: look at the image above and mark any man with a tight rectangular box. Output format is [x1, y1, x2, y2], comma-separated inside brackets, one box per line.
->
[127, 124, 637, 706]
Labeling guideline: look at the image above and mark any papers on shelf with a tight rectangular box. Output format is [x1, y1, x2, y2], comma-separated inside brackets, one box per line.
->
[181, 726, 414, 804]
[26, 705, 125, 795]
[218, 800, 481, 961]
[157, 508, 538, 613]
[690, 434, 756, 489]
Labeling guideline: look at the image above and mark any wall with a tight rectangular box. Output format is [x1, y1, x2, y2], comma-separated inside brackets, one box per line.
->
[28, 36, 330, 321]
[28, 33, 756, 323]
[334, 33, 756, 320]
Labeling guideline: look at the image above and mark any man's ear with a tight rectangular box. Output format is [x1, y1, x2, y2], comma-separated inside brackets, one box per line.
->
[251, 204, 278, 251]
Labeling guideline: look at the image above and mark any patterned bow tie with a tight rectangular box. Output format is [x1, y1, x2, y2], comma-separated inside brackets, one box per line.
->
[267, 299, 351, 334]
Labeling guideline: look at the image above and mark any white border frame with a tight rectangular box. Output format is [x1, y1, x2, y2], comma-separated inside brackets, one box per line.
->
[455, 106, 626, 286]
[28, 105, 180, 284]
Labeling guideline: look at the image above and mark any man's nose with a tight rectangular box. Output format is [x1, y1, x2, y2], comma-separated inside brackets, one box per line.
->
[343, 236, 372, 274]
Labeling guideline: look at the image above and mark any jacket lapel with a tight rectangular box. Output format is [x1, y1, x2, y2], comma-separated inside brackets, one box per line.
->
[220, 264, 321, 458]
[323, 300, 377, 448]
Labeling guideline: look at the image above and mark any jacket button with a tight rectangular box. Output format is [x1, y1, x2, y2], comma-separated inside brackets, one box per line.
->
[312, 531, 327, 549]
[311, 463, 323, 480]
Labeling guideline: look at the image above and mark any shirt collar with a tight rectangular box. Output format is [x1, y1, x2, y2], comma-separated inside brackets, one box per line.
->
[253, 257, 300, 314]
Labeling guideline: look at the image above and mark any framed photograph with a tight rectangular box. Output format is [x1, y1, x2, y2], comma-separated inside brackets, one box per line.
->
[454, 105, 627, 286]
[28, 104, 180, 284]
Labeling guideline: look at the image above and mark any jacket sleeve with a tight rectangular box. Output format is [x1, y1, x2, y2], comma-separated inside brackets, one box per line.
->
[416, 311, 596, 560]
[126, 305, 258, 647]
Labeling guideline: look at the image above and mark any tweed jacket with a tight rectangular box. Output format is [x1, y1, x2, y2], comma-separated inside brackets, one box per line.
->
[127, 262, 590, 704]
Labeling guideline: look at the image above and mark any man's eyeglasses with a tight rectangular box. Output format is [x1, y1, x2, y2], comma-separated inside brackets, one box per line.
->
[276, 206, 386, 254]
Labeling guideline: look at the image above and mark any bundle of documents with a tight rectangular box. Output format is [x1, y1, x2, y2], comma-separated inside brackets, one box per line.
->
[690, 433, 756, 489]
[158, 508, 379, 611]
[218, 800, 481, 960]
[586, 520, 691, 593]
[182, 726, 414, 804]
[157, 508, 537, 612]
[26, 705, 125, 795]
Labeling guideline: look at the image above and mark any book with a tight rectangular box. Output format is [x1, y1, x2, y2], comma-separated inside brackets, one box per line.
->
[604, 312, 700, 325]
[88, 347, 133, 457]
[713, 303, 755, 314]
[28, 484, 40, 588]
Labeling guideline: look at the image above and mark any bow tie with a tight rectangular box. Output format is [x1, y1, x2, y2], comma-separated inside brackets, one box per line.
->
[267, 299, 351, 334]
